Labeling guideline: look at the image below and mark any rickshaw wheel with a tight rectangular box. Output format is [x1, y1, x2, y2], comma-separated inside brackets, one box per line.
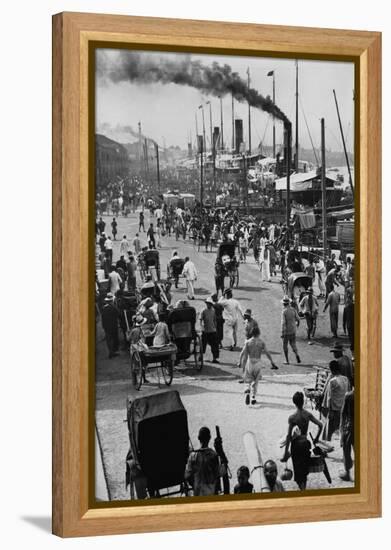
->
[161, 358, 174, 385]
[131, 350, 143, 390]
[193, 334, 204, 371]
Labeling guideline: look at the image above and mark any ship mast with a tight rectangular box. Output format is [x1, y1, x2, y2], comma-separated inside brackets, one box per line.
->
[247, 67, 252, 155]
[295, 60, 299, 172]
[333, 89, 354, 194]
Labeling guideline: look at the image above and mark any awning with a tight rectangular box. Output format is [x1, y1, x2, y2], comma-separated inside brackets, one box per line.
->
[327, 208, 354, 220]
[275, 170, 318, 191]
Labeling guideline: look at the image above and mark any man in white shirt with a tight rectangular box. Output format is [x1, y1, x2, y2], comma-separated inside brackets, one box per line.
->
[218, 288, 244, 350]
[182, 256, 197, 300]
[119, 234, 130, 257]
[108, 265, 122, 295]
[260, 242, 271, 282]
[104, 235, 113, 265]
[315, 257, 326, 298]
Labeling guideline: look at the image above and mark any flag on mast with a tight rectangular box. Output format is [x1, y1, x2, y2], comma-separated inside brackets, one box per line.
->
[267, 70, 274, 76]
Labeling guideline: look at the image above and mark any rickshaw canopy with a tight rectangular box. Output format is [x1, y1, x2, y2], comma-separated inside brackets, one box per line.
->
[127, 391, 189, 491]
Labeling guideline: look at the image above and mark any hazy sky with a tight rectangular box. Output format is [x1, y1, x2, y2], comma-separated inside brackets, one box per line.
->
[96, 49, 354, 153]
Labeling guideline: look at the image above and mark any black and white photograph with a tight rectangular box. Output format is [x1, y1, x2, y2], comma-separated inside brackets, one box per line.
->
[94, 48, 355, 502]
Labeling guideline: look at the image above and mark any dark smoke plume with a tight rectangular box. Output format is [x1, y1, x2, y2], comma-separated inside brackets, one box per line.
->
[97, 50, 290, 124]
[98, 122, 158, 146]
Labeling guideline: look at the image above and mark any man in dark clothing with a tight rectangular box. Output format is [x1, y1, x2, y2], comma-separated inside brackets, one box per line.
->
[326, 253, 338, 274]
[111, 217, 118, 240]
[98, 217, 105, 235]
[325, 265, 342, 299]
[98, 232, 106, 253]
[101, 293, 119, 358]
[185, 427, 220, 496]
[167, 301, 196, 362]
[243, 309, 257, 339]
[339, 389, 354, 481]
[211, 293, 224, 349]
[200, 298, 219, 363]
[147, 223, 156, 249]
[214, 258, 225, 298]
[330, 341, 354, 387]
[139, 211, 145, 232]
[116, 255, 127, 274]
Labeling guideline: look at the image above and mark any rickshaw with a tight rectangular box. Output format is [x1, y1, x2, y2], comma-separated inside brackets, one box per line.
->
[130, 339, 177, 390]
[167, 305, 203, 370]
[167, 256, 185, 288]
[125, 390, 191, 499]
[217, 242, 240, 288]
[138, 249, 161, 282]
[286, 272, 313, 300]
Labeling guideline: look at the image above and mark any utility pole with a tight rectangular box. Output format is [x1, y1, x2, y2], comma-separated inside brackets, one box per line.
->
[267, 70, 276, 157]
[206, 101, 213, 152]
[231, 93, 235, 151]
[321, 118, 327, 260]
[333, 89, 354, 195]
[155, 142, 160, 192]
[195, 112, 199, 142]
[220, 96, 224, 150]
[295, 60, 299, 172]
[198, 135, 204, 209]
[247, 67, 252, 155]
[199, 105, 206, 161]
[244, 154, 248, 214]
[285, 122, 292, 235]
[213, 129, 218, 207]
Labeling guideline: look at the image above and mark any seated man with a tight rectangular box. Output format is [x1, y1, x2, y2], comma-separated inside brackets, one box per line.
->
[167, 300, 197, 362]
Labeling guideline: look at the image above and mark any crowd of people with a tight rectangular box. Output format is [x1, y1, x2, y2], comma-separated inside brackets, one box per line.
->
[95, 199, 355, 495]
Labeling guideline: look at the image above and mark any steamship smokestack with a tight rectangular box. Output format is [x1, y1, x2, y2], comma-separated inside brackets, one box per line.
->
[235, 119, 243, 154]
[213, 126, 220, 150]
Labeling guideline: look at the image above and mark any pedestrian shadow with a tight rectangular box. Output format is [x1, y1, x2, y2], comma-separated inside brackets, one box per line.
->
[194, 287, 212, 295]
[176, 364, 239, 378]
[264, 378, 311, 387]
[237, 286, 268, 293]
[247, 400, 295, 411]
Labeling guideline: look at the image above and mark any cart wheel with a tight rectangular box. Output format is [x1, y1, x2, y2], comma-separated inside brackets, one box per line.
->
[161, 359, 173, 385]
[193, 334, 204, 371]
[131, 351, 143, 390]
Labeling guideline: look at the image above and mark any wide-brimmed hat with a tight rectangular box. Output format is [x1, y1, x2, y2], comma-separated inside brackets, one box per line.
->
[205, 297, 214, 305]
[104, 292, 114, 302]
[330, 341, 344, 352]
[306, 287, 314, 294]
[281, 295, 290, 304]
[244, 309, 252, 317]
[223, 288, 232, 296]
[134, 314, 147, 327]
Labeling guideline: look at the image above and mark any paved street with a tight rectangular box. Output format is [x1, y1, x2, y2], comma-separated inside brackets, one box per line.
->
[96, 211, 354, 500]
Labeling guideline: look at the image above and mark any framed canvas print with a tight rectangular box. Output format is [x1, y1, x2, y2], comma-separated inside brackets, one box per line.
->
[52, 12, 381, 537]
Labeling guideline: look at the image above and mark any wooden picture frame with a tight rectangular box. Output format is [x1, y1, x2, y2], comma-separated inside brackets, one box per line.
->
[52, 12, 381, 537]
